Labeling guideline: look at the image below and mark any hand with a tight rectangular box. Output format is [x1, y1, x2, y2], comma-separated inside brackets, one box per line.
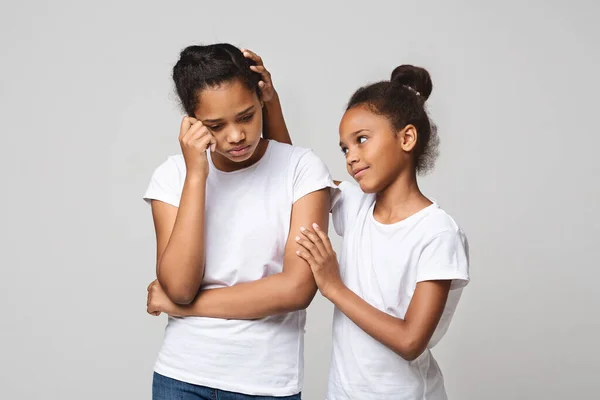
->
[295, 223, 345, 298]
[242, 49, 276, 102]
[179, 116, 216, 179]
[147, 279, 184, 317]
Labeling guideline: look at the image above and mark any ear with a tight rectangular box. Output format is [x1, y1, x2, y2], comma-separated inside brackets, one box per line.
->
[398, 124, 418, 152]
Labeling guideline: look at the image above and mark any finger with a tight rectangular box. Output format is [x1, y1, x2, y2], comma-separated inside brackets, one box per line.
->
[250, 65, 271, 82]
[148, 302, 161, 315]
[180, 121, 202, 143]
[312, 223, 335, 253]
[295, 249, 317, 267]
[242, 49, 263, 66]
[198, 132, 216, 152]
[180, 117, 192, 140]
[183, 120, 206, 139]
[147, 280, 157, 291]
[300, 226, 328, 258]
[295, 236, 320, 258]
[182, 122, 210, 145]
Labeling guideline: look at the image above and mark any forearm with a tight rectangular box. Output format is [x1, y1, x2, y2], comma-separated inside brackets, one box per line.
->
[158, 175, 207, 303]
[327, 286, 421, 360]
[262, 91, 292, 144]
[178, 273, 317, 320]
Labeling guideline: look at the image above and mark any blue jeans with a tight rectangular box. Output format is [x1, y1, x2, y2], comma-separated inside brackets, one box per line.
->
[153, 372, 302, 400]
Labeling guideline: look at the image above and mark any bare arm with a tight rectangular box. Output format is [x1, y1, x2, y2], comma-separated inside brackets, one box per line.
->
[262, 91, 291, 144]
[151, 117, 215, 305]
[326, 281, 451, 361]
[182, 189, 329, 319]
[243, 49, 292, 145]
[295, 227, 451, 361]
[148, 189, 330, 319]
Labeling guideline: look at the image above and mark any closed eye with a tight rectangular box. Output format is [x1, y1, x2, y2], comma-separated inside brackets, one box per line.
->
[208, 124, 224, 132]
[238, 113, 254, 123]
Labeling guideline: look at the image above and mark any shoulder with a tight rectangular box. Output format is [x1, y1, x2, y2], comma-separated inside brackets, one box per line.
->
[334, 180, 374, 211]
[419, 205, 467, 244]
[148, 154, 186, 183]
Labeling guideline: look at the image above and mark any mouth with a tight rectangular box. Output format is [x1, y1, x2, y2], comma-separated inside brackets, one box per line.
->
[352, 166, 369, 179]
[228, 145, 252, 157]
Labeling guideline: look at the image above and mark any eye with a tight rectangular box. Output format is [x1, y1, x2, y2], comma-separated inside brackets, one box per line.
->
[357, 136, 368, 144]
[239, 113, 254, 123]
[208, 125, 224, 132]
[340, 146, 348, 156]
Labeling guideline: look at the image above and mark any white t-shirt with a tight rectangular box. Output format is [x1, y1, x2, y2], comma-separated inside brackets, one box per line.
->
[327, 181, 470, 400]
[143, 141, 335, 396]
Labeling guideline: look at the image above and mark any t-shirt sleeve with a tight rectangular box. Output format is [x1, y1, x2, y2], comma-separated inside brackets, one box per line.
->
[331, 181, 366, 237]
[143, 157, 183, 207]
[292, 150, 336, 204]
[416, 230, 470, 290]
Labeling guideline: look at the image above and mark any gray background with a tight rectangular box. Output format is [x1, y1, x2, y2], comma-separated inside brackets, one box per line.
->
[1, 0, 599, 399]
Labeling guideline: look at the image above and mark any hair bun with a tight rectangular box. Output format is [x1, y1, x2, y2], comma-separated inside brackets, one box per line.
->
[390, 65, 432, 101]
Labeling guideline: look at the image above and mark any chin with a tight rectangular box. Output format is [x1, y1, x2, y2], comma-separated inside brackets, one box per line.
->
[357, 180, 376, 193]
[222, 142, 258, 163]
[357, 177, 387, 194]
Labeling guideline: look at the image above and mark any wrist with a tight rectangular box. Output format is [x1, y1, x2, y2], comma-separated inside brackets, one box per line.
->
[264, 90, 279, 105]
[323, 281, 347, 302]
[184, 171, 208, 185]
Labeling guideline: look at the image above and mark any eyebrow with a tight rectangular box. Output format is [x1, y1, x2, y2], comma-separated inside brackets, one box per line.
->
[339, 129, 370, 147]
[203, 106, 256, 123]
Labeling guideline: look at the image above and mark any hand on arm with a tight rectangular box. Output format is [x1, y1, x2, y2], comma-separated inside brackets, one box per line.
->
[147, 189, 330, 319]
[296, 226, 451, 361]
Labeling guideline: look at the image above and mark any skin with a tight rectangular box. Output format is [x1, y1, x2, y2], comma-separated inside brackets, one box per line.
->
[146, 51, 329, 320]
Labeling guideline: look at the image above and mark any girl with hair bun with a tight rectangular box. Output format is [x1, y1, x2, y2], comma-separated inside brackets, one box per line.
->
[270, 62, 470, 400]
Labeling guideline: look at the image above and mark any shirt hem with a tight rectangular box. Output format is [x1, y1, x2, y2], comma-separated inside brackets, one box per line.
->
[154, 364, 302, 397]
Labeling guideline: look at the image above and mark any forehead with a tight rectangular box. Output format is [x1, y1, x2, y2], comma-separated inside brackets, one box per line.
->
[339, 106, 390, 141]
[195, 79, 257, 119]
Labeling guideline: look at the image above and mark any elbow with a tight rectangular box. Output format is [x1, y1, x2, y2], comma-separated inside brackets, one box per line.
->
[396, 338, 426, 362]
[157, 274, 199, 305]
[285, 280, 318, 311]
[167, 289, 196, 305]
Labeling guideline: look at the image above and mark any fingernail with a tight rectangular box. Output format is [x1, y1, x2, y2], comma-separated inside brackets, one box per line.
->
[296, 250, 301, 255]
[300, 226, 306, 232]
[295, 236, 300, 241]
[313, 223, 320, 230]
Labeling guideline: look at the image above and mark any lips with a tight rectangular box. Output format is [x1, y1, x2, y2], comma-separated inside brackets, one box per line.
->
[228, 145, 251, 157]
[352, 166, 369, 178]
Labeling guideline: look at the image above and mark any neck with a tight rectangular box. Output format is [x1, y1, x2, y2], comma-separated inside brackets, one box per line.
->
[373, 168, 432, 224]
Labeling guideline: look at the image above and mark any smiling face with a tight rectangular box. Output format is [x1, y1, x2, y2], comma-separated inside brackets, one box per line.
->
[194, 78, 264, 171]
[339, 105, 418, 193]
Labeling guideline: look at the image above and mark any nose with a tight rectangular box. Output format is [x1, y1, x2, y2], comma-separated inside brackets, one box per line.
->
[346, 148, 359, 166]
[227, 127, 246, 144]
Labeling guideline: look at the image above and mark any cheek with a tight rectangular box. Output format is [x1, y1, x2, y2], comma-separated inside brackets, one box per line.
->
[252, 116, 263, 134]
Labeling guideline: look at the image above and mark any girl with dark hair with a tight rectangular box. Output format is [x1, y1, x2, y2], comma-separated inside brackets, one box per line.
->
[268, 61, 470, 399]
[144, 44, 334, 400]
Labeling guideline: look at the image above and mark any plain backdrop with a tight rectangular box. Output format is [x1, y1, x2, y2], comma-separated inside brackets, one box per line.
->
[1, 1, 599, 399]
